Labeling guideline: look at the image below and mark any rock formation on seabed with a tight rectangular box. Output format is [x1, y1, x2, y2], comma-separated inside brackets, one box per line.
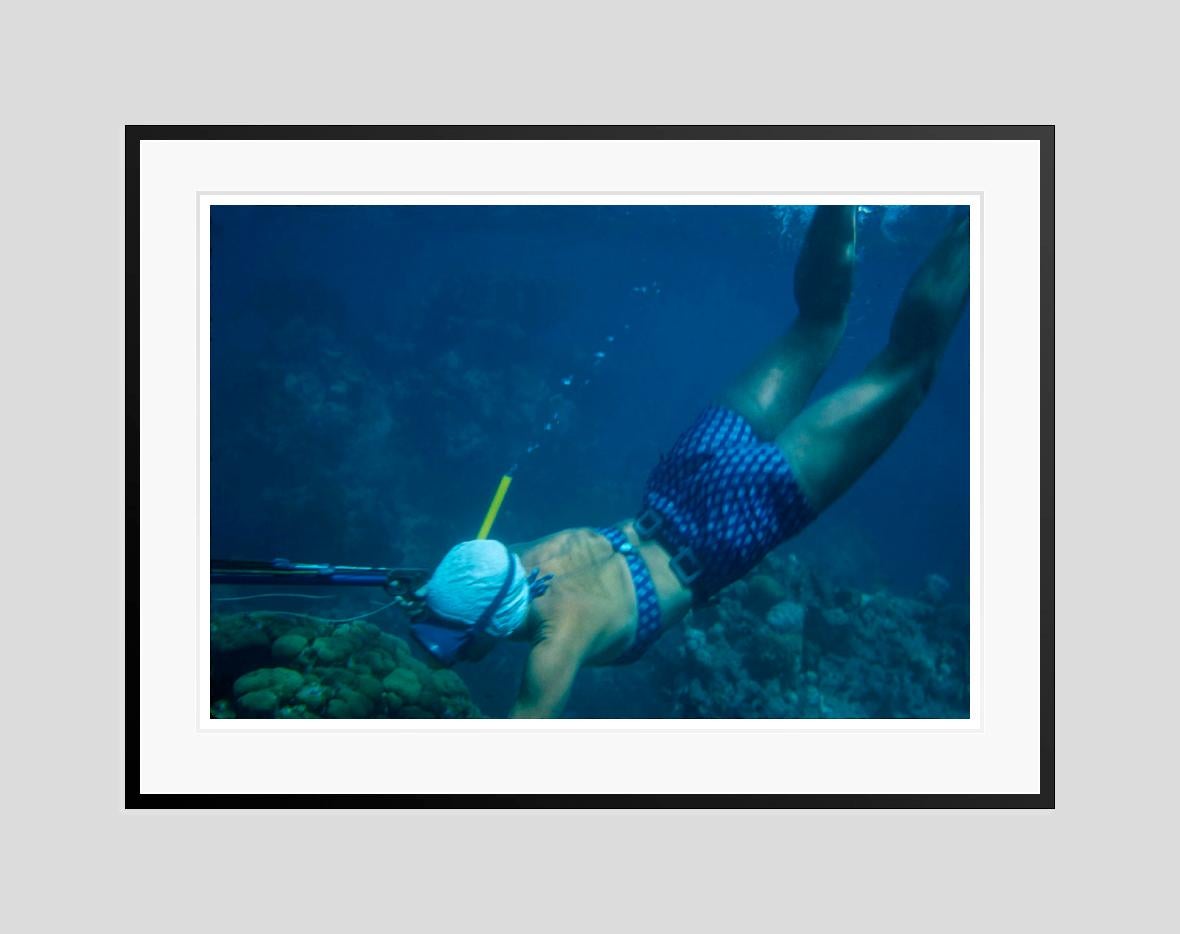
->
[210, 612, 482, 719]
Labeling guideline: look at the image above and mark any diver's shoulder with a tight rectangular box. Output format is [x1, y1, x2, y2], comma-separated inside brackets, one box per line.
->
[514, 526, 608, 566]
[551, 526, 614, 558]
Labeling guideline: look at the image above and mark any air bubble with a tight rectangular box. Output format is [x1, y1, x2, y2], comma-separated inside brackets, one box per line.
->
[561, 374, 573, 386]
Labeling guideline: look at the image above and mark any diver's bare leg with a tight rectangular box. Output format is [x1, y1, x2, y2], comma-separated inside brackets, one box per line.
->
[720, 205, 857, 440]
[778, 212, 969, 513]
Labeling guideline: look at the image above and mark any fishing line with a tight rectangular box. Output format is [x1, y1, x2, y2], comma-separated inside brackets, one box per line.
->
[255, 596, 406, 626]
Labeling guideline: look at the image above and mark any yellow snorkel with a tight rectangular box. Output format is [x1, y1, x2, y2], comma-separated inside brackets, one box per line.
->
[475, 466, 515, 540]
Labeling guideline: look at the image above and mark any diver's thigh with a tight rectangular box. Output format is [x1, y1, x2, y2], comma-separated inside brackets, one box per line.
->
[718, 318, 845, 441]
[777, 359, 923, 513]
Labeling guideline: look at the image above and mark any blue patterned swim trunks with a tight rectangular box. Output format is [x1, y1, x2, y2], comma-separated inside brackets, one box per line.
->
[639, 404, 816, 601]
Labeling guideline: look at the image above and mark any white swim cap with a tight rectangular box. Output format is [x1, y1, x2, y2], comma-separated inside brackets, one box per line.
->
[420, 539, 530, 638]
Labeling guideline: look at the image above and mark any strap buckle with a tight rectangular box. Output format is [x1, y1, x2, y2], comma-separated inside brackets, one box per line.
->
[635, 507, 663, 539]
[636, 506, 704, 589]
[669, 546, 703, 587]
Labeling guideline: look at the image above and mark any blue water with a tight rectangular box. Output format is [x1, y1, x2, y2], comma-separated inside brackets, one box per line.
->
[210, 204, 969, 718]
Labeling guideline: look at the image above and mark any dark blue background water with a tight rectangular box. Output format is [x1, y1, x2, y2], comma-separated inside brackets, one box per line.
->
[210, 204, 969, 714]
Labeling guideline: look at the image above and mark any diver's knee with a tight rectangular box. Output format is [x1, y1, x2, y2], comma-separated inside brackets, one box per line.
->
[881, 346, 938, 404]
[903, 355, 938, 401]
[889, 293, 943, 357]
[914, 359, 938, 397]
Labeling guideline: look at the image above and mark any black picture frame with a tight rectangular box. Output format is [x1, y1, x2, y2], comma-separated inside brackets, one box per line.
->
[126, 125, 1054, 808]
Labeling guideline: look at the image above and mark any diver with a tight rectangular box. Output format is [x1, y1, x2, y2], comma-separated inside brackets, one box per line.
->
[409, 206, 970, 717]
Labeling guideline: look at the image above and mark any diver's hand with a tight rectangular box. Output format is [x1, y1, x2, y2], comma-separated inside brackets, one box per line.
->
[393, 594, 427, 618]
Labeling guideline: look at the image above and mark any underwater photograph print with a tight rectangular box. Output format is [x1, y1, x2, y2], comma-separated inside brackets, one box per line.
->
[209, 204, 970, 719]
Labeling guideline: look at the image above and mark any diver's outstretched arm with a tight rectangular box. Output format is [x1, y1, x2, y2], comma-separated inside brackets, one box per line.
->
[720, 206, 856, 440]
[778, 212, 969, 513]
[511, 638, 583, 718]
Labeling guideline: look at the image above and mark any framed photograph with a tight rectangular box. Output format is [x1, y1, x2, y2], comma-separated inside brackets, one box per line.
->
[130, 126, 1052, 804]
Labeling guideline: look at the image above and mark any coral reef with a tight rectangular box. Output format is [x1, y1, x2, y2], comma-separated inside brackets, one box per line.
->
[210, 612, 482, 719]
[634, 549, 969, 719]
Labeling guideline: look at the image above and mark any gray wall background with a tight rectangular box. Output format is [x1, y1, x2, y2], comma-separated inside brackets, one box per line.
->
[5, 1, 1169, 931]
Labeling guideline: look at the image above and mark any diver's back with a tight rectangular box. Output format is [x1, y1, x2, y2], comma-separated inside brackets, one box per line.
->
[517, 527, 639, 664]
